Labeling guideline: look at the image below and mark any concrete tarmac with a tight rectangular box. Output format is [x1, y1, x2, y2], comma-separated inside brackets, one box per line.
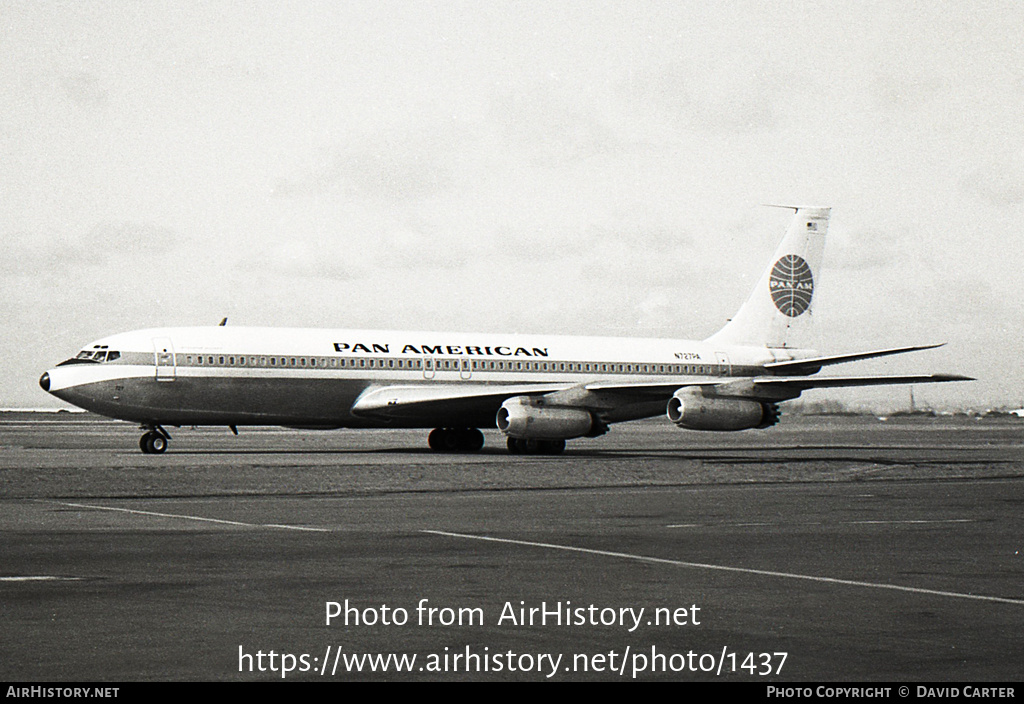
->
[1, 415, 1022, 681]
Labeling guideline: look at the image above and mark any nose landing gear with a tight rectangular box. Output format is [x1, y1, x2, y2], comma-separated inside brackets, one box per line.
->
[139, 425, 171, 454]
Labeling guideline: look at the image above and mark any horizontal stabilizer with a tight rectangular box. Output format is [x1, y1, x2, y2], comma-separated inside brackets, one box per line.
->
[765, 343, 946, 375]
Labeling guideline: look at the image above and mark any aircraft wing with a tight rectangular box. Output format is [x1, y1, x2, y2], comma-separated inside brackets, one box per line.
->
[350, 382, 574, 422]
[583, 373, 973, 403]
[712, 373, 974, 401]
[350, 372, 972, 425]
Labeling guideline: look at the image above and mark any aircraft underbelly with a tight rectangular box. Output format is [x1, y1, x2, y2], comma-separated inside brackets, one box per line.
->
[55, 375, 375, 427]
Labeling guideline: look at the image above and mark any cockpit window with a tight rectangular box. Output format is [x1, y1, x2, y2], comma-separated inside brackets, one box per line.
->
[64, 349, 120, 364]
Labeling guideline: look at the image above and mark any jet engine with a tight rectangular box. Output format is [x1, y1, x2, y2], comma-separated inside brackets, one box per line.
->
[496, 396, 594, 439]
[667, 387, 779, 431]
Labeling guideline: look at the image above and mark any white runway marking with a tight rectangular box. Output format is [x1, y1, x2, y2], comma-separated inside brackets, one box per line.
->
[424, 530, 1024, 606]
[666, 518, 976, 528]
[0, 576, 81, 582]
[43, 500, 332, 532]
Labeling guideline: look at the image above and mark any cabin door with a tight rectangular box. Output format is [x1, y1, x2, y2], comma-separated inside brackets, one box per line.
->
[714, 351, 731, 377]
[153, 337, 176, 382]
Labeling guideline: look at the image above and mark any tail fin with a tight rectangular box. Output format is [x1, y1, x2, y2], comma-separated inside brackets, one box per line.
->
[705, 206, 830, 349]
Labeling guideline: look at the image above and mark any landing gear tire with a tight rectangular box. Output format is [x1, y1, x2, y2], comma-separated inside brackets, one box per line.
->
[505, 437, 566, 455]
[428, 428, 446, 451]
[428, 427, 484, 452]
[140, 431, 168, 454]
[543, 438, 566, 455]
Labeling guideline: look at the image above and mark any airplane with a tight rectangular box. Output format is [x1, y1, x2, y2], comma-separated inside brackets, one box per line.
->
[39, 206, 971, 455]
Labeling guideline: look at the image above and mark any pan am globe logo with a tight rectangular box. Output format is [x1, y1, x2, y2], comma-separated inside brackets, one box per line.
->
[769, 254, 814, 317]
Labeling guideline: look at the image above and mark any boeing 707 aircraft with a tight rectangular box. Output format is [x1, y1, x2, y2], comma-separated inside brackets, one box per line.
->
[39, 206, 970, 454]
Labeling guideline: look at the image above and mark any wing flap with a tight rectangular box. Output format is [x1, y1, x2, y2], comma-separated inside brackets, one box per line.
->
[730, 373, 974, 401]
[351, 383, 573, 421]
[584, 373, 972, 403]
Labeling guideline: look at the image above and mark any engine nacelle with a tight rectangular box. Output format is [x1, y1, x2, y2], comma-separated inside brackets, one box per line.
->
[667, 388, 779, 431]
[496, 396, 594, 439]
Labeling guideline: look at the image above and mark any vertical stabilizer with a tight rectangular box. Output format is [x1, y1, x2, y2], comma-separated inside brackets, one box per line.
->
[705, 206, 829, 349]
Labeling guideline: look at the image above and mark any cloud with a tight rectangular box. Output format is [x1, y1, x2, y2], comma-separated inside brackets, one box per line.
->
[826, 226, 906, 271]
[869, 70, 952, 114]
[59, 71, 109, 108]
[71, 222, 173, 263]
[960, 163, 1024, 206]
[271, 127, 465, 202]
[236, 238, 366, 281]
[486, 90, 622, 166]
[1, 222, 174, 276]
[623, 61, 778, 134]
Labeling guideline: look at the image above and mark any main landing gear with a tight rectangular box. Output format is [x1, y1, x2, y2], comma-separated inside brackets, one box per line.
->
[139, 425, 171, 454]
[506, 437, 566, 455]
[427, 427, 485, 452]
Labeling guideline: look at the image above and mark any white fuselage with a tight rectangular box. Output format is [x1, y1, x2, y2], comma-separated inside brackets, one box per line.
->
[41, 326, 802, 429]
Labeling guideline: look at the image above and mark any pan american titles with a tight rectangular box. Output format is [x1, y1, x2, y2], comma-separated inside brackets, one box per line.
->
[334, 342, 550, 356]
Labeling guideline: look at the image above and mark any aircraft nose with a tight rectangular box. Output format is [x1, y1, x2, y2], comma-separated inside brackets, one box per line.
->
[39, 372, 50, 392]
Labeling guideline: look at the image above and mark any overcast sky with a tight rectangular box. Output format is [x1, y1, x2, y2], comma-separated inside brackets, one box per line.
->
[3, 1, 1022, 411]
